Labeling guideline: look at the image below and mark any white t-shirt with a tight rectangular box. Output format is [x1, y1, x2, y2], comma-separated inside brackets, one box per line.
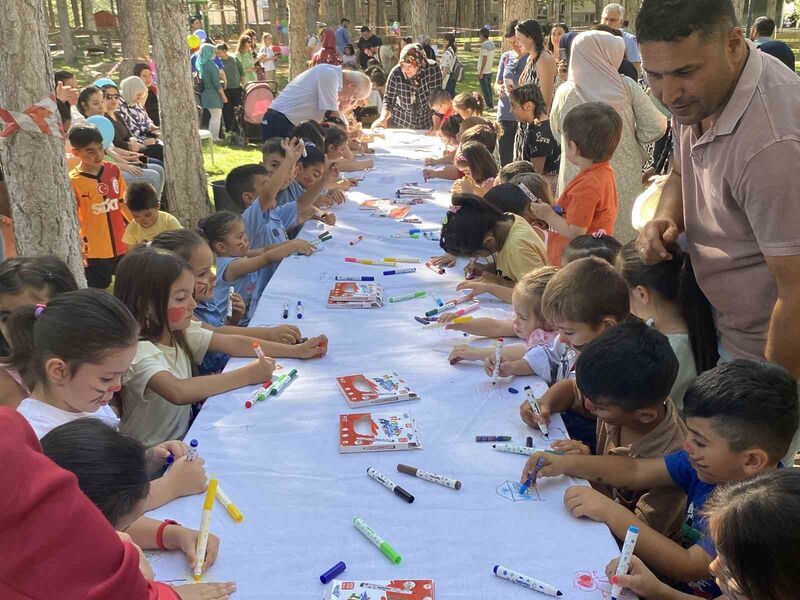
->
[120, 320, 213, 448]
[17, 397, 120, 439]
[666, 333, 698, 411]
[477, 39, 496, 75]
[270, 63, 343, 125]
[366, 89, 382, 108]
[258, 45, 276, 71]
[306, 34, 321, 54]
[440, 47, 456, 88]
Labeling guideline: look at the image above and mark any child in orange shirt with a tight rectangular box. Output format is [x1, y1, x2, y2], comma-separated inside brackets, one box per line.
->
[68, 123, 132, 288]
[529, 102, 622, 266]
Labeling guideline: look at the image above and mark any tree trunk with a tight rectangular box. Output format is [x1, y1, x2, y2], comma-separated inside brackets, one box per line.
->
[71, 0, 83, 28]
[0, 0, 86, 283]
[594, 0, 602, 20]
[270, 0, 281, 35]
[47, 0, 56, 29]
[233, 0, 247, 30]
[56, 0, 77, 62]
[288, 0, 309, 78]
[307, 0, 318, 32]
[406, 0, 434, 37]
[766, 0, 778, 20]
[375, 0, 384, 29]
[731, 0, 746, 26]
[462, 0, 471, 48]
[564, 0, 572, 27]
[344, 0, 355, 21]
[220, 0, 228, 39]
[82, 0, 101, 46]
[118, 0, 150, 78]
[251, 0, 260, 24]
[146, 0, 210, 225]
[623, 0, 639, 32]
[502, 0, 530, 35]
[474, 0, 483, 32]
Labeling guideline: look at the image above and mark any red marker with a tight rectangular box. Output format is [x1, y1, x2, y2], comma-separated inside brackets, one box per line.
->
[425, 261, 445, 275]
[349, 235, 363, 246]
[244, 381, 272, 408]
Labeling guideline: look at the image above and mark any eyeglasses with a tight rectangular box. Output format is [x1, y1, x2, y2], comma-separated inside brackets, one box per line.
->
[104, 94, 120, 100]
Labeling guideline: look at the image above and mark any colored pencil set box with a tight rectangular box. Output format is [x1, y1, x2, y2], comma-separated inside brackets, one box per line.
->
[339, 411, 422, 453]
[327, 282, 384, 309]
[336, 371, 419, 408]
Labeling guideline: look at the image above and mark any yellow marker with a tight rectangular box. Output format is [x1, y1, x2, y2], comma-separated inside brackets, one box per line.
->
[215, 485, 244, 522]
[383, 257, 420, 263]
[432, 315, 474, 327]
[193, 478, 218, 581]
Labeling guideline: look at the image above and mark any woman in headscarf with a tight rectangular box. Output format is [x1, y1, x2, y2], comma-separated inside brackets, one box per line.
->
[550, 30, 667, 242]
[311, 28, 343, 66]
[371, 44, 443, 130]
[117, 76, 162, 161]
[197, 42, 227, 141]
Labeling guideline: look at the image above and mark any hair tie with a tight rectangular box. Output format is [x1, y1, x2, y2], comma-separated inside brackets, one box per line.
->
[34, 304, 46, 319]
[592, 229, 607, 239]
[454, 151, 466, 163]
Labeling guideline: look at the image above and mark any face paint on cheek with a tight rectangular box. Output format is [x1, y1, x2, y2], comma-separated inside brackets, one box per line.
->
[167, 306, 187, 324]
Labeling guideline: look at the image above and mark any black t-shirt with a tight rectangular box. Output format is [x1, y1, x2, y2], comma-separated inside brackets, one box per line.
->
[357, 34, 382, 69]
[515, 119, 560, 174]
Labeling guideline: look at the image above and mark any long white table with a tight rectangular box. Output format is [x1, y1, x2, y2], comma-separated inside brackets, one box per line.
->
[148, 130, 634, 600]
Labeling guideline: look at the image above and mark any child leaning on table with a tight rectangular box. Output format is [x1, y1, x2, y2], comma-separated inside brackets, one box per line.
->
[121, 181, 181, 247]
[41, 419, 223, 584]
[447, 266, 557, 374]
[522, 359, 799, 599]
[519, 257, 631, 449]
[606, 469, 800, 600]
[527, 321, 689, 540]
[114, 247, 276, 447]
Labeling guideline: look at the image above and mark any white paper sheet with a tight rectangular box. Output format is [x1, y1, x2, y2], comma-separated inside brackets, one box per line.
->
[146, 130, 636, 600]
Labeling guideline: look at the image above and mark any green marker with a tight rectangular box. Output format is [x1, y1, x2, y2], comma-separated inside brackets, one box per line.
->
[388, 291, 426, 303]
[264, 373, 287, 395]
[269, 368, 298, 396]
[353, 517, 402, 564]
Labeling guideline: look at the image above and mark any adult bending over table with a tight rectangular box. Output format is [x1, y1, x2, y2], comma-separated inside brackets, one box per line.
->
[371, 44, 444, 130]
[633, 0, 800, 462]
[260, 64, 370, 141]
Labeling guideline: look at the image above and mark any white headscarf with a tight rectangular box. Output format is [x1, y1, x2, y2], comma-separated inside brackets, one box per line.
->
[119, 76, 148, 106]
[567, 31, 627, 114]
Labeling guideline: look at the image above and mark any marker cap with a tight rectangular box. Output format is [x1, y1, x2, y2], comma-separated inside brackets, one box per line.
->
[319, 561, 346, 583]
[190, 439, 198, 448]
[394, 486, 415, 503]
[379, 542, 402, 564]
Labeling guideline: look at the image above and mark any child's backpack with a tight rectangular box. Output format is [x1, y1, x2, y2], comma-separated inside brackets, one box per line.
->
[451, 51, 465, 82]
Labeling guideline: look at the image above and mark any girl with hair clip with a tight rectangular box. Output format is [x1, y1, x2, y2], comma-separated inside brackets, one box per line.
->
[295, 144, 347, 207]
[9, 289, 206, 511]
[605, 469, 800, 600]
[439, 192, 547, 304]
[618, 241, 718, 409]
[561, 230, 622, 266]
[114, 248, 277, 446]
[41, 418, 231, 596]
[149, 230, 328, 361]
[323, 124, 374, 172]
[510, 82, 560, 191]
[453, 91, 485, 119]
[451, 141, 500, 197]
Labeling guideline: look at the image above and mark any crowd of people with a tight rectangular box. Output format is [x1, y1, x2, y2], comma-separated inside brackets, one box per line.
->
[1, 0, 800, 598]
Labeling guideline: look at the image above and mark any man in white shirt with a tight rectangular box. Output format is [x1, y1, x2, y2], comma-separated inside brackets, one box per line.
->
[602, 3, 641, 76]
[477, 26, 496, 109]
[260, 64, 370, 141]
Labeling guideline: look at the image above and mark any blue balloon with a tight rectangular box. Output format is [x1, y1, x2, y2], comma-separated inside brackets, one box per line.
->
[195, 29, 207, 41]
[85, 115, 115, 149]
[92, 78, 116, 89]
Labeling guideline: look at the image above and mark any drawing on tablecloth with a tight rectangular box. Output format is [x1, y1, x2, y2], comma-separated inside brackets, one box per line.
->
[316, 269, 337, 283]
[496, 480, 543, 502]
[574, 571, 636, 599]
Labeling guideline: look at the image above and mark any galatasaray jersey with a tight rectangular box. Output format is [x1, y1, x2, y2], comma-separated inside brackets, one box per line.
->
[69, 163, 132, 259]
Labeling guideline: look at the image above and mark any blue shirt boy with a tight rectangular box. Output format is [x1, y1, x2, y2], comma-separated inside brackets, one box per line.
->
[213, 256, 258, 326]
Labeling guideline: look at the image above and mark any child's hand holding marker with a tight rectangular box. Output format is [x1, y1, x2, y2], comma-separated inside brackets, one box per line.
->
[160, 522, 221, 574]
[150, 439, 189, 462]
[241, 354, 277, 385]
[519, 396, 552, 430]
[550, 439, 591, 455]
[289, 239, 316, 256]
[448, 345, 492, 365]
[483, 353, 512, 379]
[173, 582, 237, 599]
[289, 334, 328, 359]
[227, 292, 246, 325]
[520, 451, 565, 483]
[603, 556, 667, 600]
[162, 454, 209, 497]
[264, 324, 302, 345]
[429, 253, 456, 268]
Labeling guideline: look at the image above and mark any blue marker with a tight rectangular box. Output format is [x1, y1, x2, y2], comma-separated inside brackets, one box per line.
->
[611, 526, 640, 600]
[296, 301, 303, 319]
[336, 275, 374, 281]
[519, 456, 545, 495]
[383, 268, 416, 275]
[187, 439, 199, 461]
[431, 290, 444, 307]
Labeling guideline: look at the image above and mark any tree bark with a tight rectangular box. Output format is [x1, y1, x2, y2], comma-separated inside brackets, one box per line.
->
[766, 0, 778, 20]
[406, 0, 434, 38]
[594, 0, 602, 21]
[503, 0, 532, 34]
[118, 0, 150, 78]
[307, 0, 318, 32]
[623, 0, 639, 32]
[375, 0, 384, 29]
[731, 0, 746, 26]
[48, 0, 56, 30]
[71, 0, 83, 28]
[252, 0, 260, 24]
[288, 0, 309, 78]
[82, 0, 101, 45]
[564, 0, 572, 27]
[146, 0, 210, 225]
[220, 0, 228, 39]
[344, 0, 355, 21]
[56, 0, 77, 62]
[0, 0, 87, 283]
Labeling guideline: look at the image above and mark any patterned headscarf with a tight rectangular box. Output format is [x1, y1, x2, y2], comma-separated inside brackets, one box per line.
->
[399, 43, 427, 69]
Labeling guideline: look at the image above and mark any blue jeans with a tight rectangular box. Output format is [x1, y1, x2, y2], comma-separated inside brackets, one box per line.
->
[479, 73, 494, 108]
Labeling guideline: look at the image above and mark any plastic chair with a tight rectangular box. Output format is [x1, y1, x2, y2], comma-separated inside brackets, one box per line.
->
[198, 129, 215, 165]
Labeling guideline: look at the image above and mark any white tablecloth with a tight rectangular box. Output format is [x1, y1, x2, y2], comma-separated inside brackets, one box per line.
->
[147, 130, 633, 600]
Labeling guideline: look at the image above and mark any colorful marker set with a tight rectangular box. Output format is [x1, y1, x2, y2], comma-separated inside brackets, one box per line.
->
[244, 368, 299, 408]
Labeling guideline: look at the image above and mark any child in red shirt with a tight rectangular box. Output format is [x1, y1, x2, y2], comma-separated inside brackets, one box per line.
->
[529, 102, 622, 266]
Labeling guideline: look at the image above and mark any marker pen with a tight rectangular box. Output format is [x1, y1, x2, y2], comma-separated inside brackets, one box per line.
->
[319, 561, 347, 584]
[187, 439, 199, 461]
[526, 437, 534, 448]
[215, 485, 243, 522]
[492, 443, 534, 456]
[383, 257, 420, 263]
[309, 238, 321, 247]
[383, 268, 416, 275]
[431, 290, 444, 307]
[525, 386, 550, 438]
[244, 381, 271, 408]
[492, 338, 504, 385]
[296, 300, 303, 319]
[611, 526, 640, 600]
[282, 301, 289, 319]
[388, 291, 426, 303]
[425, 261, 445, 274]
[389, 233, 420, 239]
[493, 565, 563, 597]
[414, 316, 432, 325]
[336, 275, 375, 281]
[443, 294, 473, 306]
[519, 456, 545, 495]
[476, 435, 512, 442]
[252, 341, 266, 361]
[448, 303, 480, 319]
[396, 463, 461, 490]
[269, 368, 298, 396]
[424, 301, 456, 317]
[353, 517, 402, 564]
[226, 286, 234, 317]
[193, 478, 218, 581]
[318, 231, 332, 241]
[408, 228, 439, 234]
[349, 235, 363, 245]
[366, 467, 414, 503]
[435, 315, 474, 326]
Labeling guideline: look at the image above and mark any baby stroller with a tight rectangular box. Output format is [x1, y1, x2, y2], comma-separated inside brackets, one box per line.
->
[230, 81, 276, 146]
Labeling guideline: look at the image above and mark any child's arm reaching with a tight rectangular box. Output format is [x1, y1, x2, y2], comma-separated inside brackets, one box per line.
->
[423, 165, 460, 181]
[456, 278, 514, 304]
[257, 138, 305, 212]
[207, 323, 302, 345]
[145, 454, 207, 510]
[530, 202, 587, 240]
[296, 162, 340, 224]
[145, 356, 275, 405]
[124, 516, 220, 575]
[222, 240, 316, 282]
[483, 348, 534, 378]
[439, 316, 517, 337]
[332, 158, 374, 172]
[519, 379, 582, 428]
[208, 331, 329, 360]
[425, 151, 455, 166]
